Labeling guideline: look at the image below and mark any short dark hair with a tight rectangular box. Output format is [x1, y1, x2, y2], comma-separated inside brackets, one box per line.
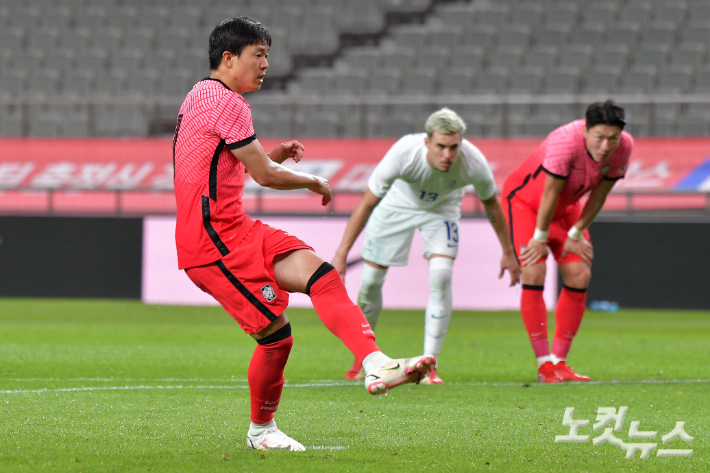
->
[208, 17, 272, 70]
[585, 100, 626, 130]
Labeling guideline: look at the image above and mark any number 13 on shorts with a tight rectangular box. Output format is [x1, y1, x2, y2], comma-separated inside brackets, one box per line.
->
[444, 221, 458, 246]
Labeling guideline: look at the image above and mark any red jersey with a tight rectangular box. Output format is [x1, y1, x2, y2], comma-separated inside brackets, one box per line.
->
[504, 119, 633, 214]
[173, 78, 257, 269]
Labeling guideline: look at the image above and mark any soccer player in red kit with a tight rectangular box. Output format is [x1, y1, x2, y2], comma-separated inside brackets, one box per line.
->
[172, 17, 435, 451]
[502, 101, 633, 383]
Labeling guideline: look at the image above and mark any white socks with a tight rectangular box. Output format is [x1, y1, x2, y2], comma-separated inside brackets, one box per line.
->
[551, 354, 564, 365]
[362, 350, 391, 374]
[357, 264, 387, 331]
[248, 419, 276, 437]
[537, 355, 552, 367]
[424, 257, 454, 359]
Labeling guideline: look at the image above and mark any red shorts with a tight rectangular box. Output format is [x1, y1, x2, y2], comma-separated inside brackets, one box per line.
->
[185, 220, 313, 334]
[503, 196, 590, 266]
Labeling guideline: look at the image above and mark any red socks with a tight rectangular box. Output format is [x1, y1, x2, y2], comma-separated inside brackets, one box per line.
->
[307, 263, 379, 363]
[552, 286, 587, 360]
[248, 332, 293, 424]
[521, 285, 549, 358]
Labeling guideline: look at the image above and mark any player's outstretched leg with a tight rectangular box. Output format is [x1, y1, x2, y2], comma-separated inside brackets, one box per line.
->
[552, 285, 590, 382]
[245, 323, 305, 451]
[307, 262, 433, 394]
[422, 256, 453, 385]
[345, 263, 388, 380]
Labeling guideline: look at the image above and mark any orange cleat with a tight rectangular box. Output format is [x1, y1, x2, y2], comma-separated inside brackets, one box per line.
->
[554, 361, 591, 382]
[538, 361, 564, 383]
[344, 357, 365, 380]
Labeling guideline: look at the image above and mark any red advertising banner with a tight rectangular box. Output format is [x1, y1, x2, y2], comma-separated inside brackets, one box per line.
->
[1, 137, 709, 214]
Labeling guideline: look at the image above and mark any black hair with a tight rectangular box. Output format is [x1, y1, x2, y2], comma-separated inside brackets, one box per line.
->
[208, 16, 272, 70]
[585, 100, 626, 130]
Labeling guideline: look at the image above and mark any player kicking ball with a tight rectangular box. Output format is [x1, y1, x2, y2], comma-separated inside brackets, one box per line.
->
[172, 17, 434, 452]
[501, 101, 633, 383]
[332, 109, 521, 384]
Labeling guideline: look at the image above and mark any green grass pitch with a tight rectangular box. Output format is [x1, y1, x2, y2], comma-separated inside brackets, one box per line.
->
[0, 299, 707, 472]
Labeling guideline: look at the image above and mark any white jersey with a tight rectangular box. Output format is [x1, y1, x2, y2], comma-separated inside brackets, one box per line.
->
[367, 133, 497, 217]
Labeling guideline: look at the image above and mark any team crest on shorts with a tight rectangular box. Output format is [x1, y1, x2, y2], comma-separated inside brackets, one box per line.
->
[261, 284, 278, 303]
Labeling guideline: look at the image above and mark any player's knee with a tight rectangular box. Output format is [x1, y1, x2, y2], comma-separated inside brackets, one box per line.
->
[256, 322, 293, 347]
[428, 257, 453, 293]
[572, 267, 592, 288]
[522, 264, 546, 286]
[359, 263, 387, 293]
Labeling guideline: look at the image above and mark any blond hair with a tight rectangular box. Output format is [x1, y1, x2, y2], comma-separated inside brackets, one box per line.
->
[424, 107, 466, 137]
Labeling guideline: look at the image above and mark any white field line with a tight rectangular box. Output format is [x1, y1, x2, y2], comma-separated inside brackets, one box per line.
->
[0, 378, 709, 395]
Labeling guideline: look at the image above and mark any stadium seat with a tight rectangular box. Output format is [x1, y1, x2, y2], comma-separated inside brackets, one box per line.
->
[435, 4, 476, 30]
[475, 4, 510, 27]
[379, 0, 431, 14]
[390, 25, 430, 51]
[415, 47, 450, 70]
[634, 44, 670, 67]
[682, 22, 710, 45]
[123, 28, 155, 51]
[509, 66, 544, 94]
[12, 48, 44, 74]
[656, 65, 694, 93]
[452, 46, 485, 69]
[461, 24, 497, 48]
[620, 65, 657, 93]
[572, 23, 607, 46]
[331, 67, 369, 96]
[498, 24, 532, 49]
[510, 3, 545, 26]
[582, 2, 619, 25]
[27, 27, 60, 50]
[695, 65, 710, 92]
[559, 45, 594, 69]
[545, 3, 579, 25]
[290, 10, 340, 56]
[535, 24, 572, 48]
[111, 49, 145, 73]
[337, 0, 385, 34]
[642, 21, 678, 46]
[487, 46, 524, 69]
[524, 45, 559, 69]
[61, 27, 92, 51]
[438, 67, 475, 94]
[61, 70, 96, 96]
[380, 46, 416, 70]
[0, 70, 28, 96]
[606, 21, 641, 46]
[138, 6, 170, 28]
[106, 6, 139, 29]
[0, 106, 23, 136]
[594, 44, 629, 68]
[367, 68, 403, 94]
[342, 48, 382, 72]
[26, 69, 61, 97]
[671, 43, 706, 68]
[475, 67, 510, 94]
[654, 3, 688, 24]
[46, 48, 77, 75]
[400, 67, 438, 95]
[582, 66, 622, 93]
[544, 66, 581, 94]
[618, 1, 653, 24]
[28, 114, 61, 138]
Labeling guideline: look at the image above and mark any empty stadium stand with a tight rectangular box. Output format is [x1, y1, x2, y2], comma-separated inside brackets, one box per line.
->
[1, 0, 709, 137]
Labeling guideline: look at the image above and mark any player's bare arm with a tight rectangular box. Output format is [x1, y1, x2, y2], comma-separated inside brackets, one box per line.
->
[332, 189, 382, 279]
[520, 173, 565, 266]
[267, 140, 305, 164]
[232, 139, 331, 205]
[481, 195, 521, 286]
[561, 179, 616, 265]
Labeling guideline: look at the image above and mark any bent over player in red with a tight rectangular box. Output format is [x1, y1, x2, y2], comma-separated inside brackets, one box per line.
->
[502, 101, 633, 383]
[173, 17, 434, 451]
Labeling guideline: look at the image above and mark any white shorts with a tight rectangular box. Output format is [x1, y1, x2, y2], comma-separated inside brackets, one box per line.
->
[361, 205, 460, 267]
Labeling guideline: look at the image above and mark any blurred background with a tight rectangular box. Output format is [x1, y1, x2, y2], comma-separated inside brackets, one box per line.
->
[0, 0, 708, 310]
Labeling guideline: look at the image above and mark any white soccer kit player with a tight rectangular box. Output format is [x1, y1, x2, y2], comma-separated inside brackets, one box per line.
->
[358, 133, 497, 373]
[363, 133, 497, 266]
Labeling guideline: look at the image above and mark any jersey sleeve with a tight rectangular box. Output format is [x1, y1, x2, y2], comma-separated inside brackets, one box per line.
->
[367, 136, 410, 198]
[461, 140, 497, 201]
[604, 132, 634, 180]
[211, 93, 257, 149]
[541, 128, 576, 178]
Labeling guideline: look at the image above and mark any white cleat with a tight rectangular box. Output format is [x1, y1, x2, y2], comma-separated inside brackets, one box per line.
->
[365, 355, 436, 395]
[246, 427, 306, 451]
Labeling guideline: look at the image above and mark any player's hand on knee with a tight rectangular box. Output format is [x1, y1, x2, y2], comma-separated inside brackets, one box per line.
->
[332, 254, 347, 281]
[499, 251, 521, 286]
[561, 237, 593, 266]
[520, 239, 548, 267]
[307, 177, 332, 206]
